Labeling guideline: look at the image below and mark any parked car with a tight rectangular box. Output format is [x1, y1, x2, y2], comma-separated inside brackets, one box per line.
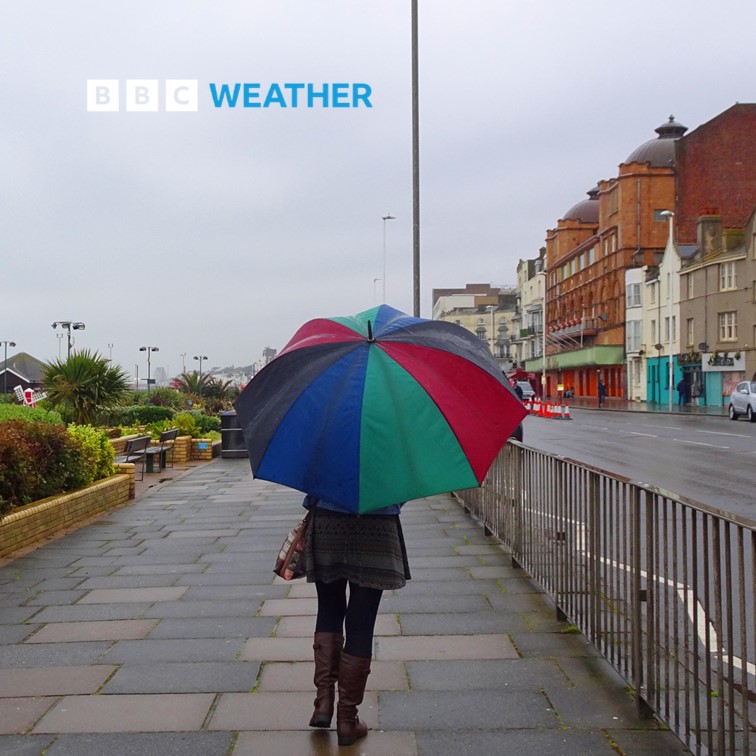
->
[515, 381, 535, 399]
[728, 381, 756, 422]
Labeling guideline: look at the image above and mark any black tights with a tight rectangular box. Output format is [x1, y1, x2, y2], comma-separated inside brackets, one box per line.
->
[315, 579, 383, 658]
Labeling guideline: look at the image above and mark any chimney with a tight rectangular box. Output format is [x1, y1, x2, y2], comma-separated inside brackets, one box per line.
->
[697, 209, 722, 257]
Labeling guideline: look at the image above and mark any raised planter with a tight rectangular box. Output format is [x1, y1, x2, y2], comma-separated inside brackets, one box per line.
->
[0, 474, 131, 560]
[191, 438, 222, 461]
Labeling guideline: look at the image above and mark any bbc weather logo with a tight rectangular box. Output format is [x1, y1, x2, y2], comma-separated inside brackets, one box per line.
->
[87, 80, 198, 112]
[87, 79, 374, 112]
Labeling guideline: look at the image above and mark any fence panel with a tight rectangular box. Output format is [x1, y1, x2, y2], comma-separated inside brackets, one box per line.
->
[457, 442, 755, 755]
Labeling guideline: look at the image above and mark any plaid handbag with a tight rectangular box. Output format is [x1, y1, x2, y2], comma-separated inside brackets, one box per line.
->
[273, 511, 312, 580]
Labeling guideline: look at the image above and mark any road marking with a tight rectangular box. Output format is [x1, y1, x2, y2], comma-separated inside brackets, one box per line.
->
[628, 431, 657, 437]
[696, 430, 750, 438]
[522, 507, 753, 678]
[675, 438, 729, 449]
[640, 424, 679, 430]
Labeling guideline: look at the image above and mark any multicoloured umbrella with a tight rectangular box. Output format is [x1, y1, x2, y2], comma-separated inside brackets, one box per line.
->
[235, 305, 527, 514]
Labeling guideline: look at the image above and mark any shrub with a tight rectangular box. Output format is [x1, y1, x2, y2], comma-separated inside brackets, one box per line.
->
[0, 404, 64, 425]
[147, 387, 185, 409]
[173, 412, 199, 438]
[187, 410, 221, 435]
[120, 405, 175, 425]
[0, 420, 89, 517]
[67, 424, 115, 482]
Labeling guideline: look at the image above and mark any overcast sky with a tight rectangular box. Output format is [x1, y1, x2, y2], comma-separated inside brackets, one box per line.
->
[2, 0, 754, 378]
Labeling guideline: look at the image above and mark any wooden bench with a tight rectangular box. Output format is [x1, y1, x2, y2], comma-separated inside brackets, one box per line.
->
[114, 435, 150, 481]
[145, 428, 179, 473]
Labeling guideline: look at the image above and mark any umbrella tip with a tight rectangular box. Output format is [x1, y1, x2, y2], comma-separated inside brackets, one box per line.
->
[367, 320, 374, 342]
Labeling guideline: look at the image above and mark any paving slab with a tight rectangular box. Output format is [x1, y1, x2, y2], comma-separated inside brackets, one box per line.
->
[44, 732, 235, 756]
[33, 694, 215, 733]
[1, 665, 116, 697]
[102, 660, 259, 694]
[25, 619, 158, 643]
[232, 729, 417, 755]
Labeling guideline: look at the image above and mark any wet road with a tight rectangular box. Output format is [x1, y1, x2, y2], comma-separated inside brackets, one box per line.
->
[522, 409, 756, 522]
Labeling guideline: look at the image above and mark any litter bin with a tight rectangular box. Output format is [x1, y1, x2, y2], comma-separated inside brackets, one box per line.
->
[220, 411, 248, 459]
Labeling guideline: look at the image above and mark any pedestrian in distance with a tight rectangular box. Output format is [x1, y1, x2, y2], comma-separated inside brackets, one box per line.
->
[691, 381, 701, 406]
[677, 377, 690, 406]
[302, 493, 411, 747]
[512, 381, 524, 401]
[598, 379, 607, 407]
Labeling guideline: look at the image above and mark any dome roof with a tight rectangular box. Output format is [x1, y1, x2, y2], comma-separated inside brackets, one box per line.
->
[563, 186, 599, 223]
[625, 115, 687, 167]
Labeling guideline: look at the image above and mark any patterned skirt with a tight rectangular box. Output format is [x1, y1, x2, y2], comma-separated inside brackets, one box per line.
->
[304, 508, 411, 591]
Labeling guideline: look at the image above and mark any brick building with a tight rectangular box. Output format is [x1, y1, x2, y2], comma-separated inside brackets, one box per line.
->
[524, 105, 756, 402]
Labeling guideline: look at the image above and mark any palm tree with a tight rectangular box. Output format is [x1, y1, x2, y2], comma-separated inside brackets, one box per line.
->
[175, 370, 212, 398]
[43, 350, 130, 425]
[202, 377, 238, 413]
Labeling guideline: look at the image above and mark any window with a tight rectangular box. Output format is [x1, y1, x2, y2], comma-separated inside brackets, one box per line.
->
[719, 261, 736, 291]
[588, 246, 595, 265]
[626, 320, 641, 352]
[651, 320, 656, 344]
[611, 235, 617, 252]
[686, 318, 694, 347]
[476, 327, 487, 341]
[664, 316, 675, 343]
[719, 311, 737, 341]
[686, 273, 694, 299]
[649, 282, 656, 305]
[626, 283, 641, 307]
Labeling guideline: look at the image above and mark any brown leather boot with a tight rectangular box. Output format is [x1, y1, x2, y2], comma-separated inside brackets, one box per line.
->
[336, 652, 371, 746]
[309, 632, 344, 728]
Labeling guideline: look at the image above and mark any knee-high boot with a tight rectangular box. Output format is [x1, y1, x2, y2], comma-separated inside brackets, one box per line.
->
[309, 632, 344, 728]
[336, 652, 371, 746]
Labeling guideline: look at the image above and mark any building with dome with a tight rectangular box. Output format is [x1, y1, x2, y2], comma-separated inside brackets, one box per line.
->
[521, 105, 756, 403]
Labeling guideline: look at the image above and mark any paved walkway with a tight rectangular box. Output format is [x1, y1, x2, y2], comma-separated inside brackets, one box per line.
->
[0, 459, 688, 755]
[565, 396, 729, 417]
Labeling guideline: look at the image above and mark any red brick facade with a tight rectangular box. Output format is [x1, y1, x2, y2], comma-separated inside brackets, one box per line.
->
[675, 104, 756, 245]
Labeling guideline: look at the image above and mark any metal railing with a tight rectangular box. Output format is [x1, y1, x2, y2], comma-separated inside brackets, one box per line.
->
[456, 442, 755, 755]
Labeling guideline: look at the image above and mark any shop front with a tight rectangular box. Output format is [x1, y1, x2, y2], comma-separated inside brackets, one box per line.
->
[524, 345, 626, 401]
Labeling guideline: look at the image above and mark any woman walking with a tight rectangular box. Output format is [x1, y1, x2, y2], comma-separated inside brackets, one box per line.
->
[302, 493, 410, 746]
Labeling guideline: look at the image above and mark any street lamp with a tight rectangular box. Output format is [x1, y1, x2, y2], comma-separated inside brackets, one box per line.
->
[381, 213, 395, 303]
[660, 210, 675, 411]
[107, 343, 114, 362]
[1, 340, 16, 398]
[180, 353, 187, 373]
[534, 262, 547, 396]
[139, 346, 159, 402]
[51, 321, 85, 358]
[194, 355, 208, 381]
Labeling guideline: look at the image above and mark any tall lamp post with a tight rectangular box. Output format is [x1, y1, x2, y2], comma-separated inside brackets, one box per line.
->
[535, 263, 547, 396]
[381, 214, 395, 304]
[1, 340, 16, 398]
[660, 210, 675, 411]
[51, 321, 85, 358]
[107, 343, 114, 362]
[139, 346, 159, 403]
[194, 355, 208, 381]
